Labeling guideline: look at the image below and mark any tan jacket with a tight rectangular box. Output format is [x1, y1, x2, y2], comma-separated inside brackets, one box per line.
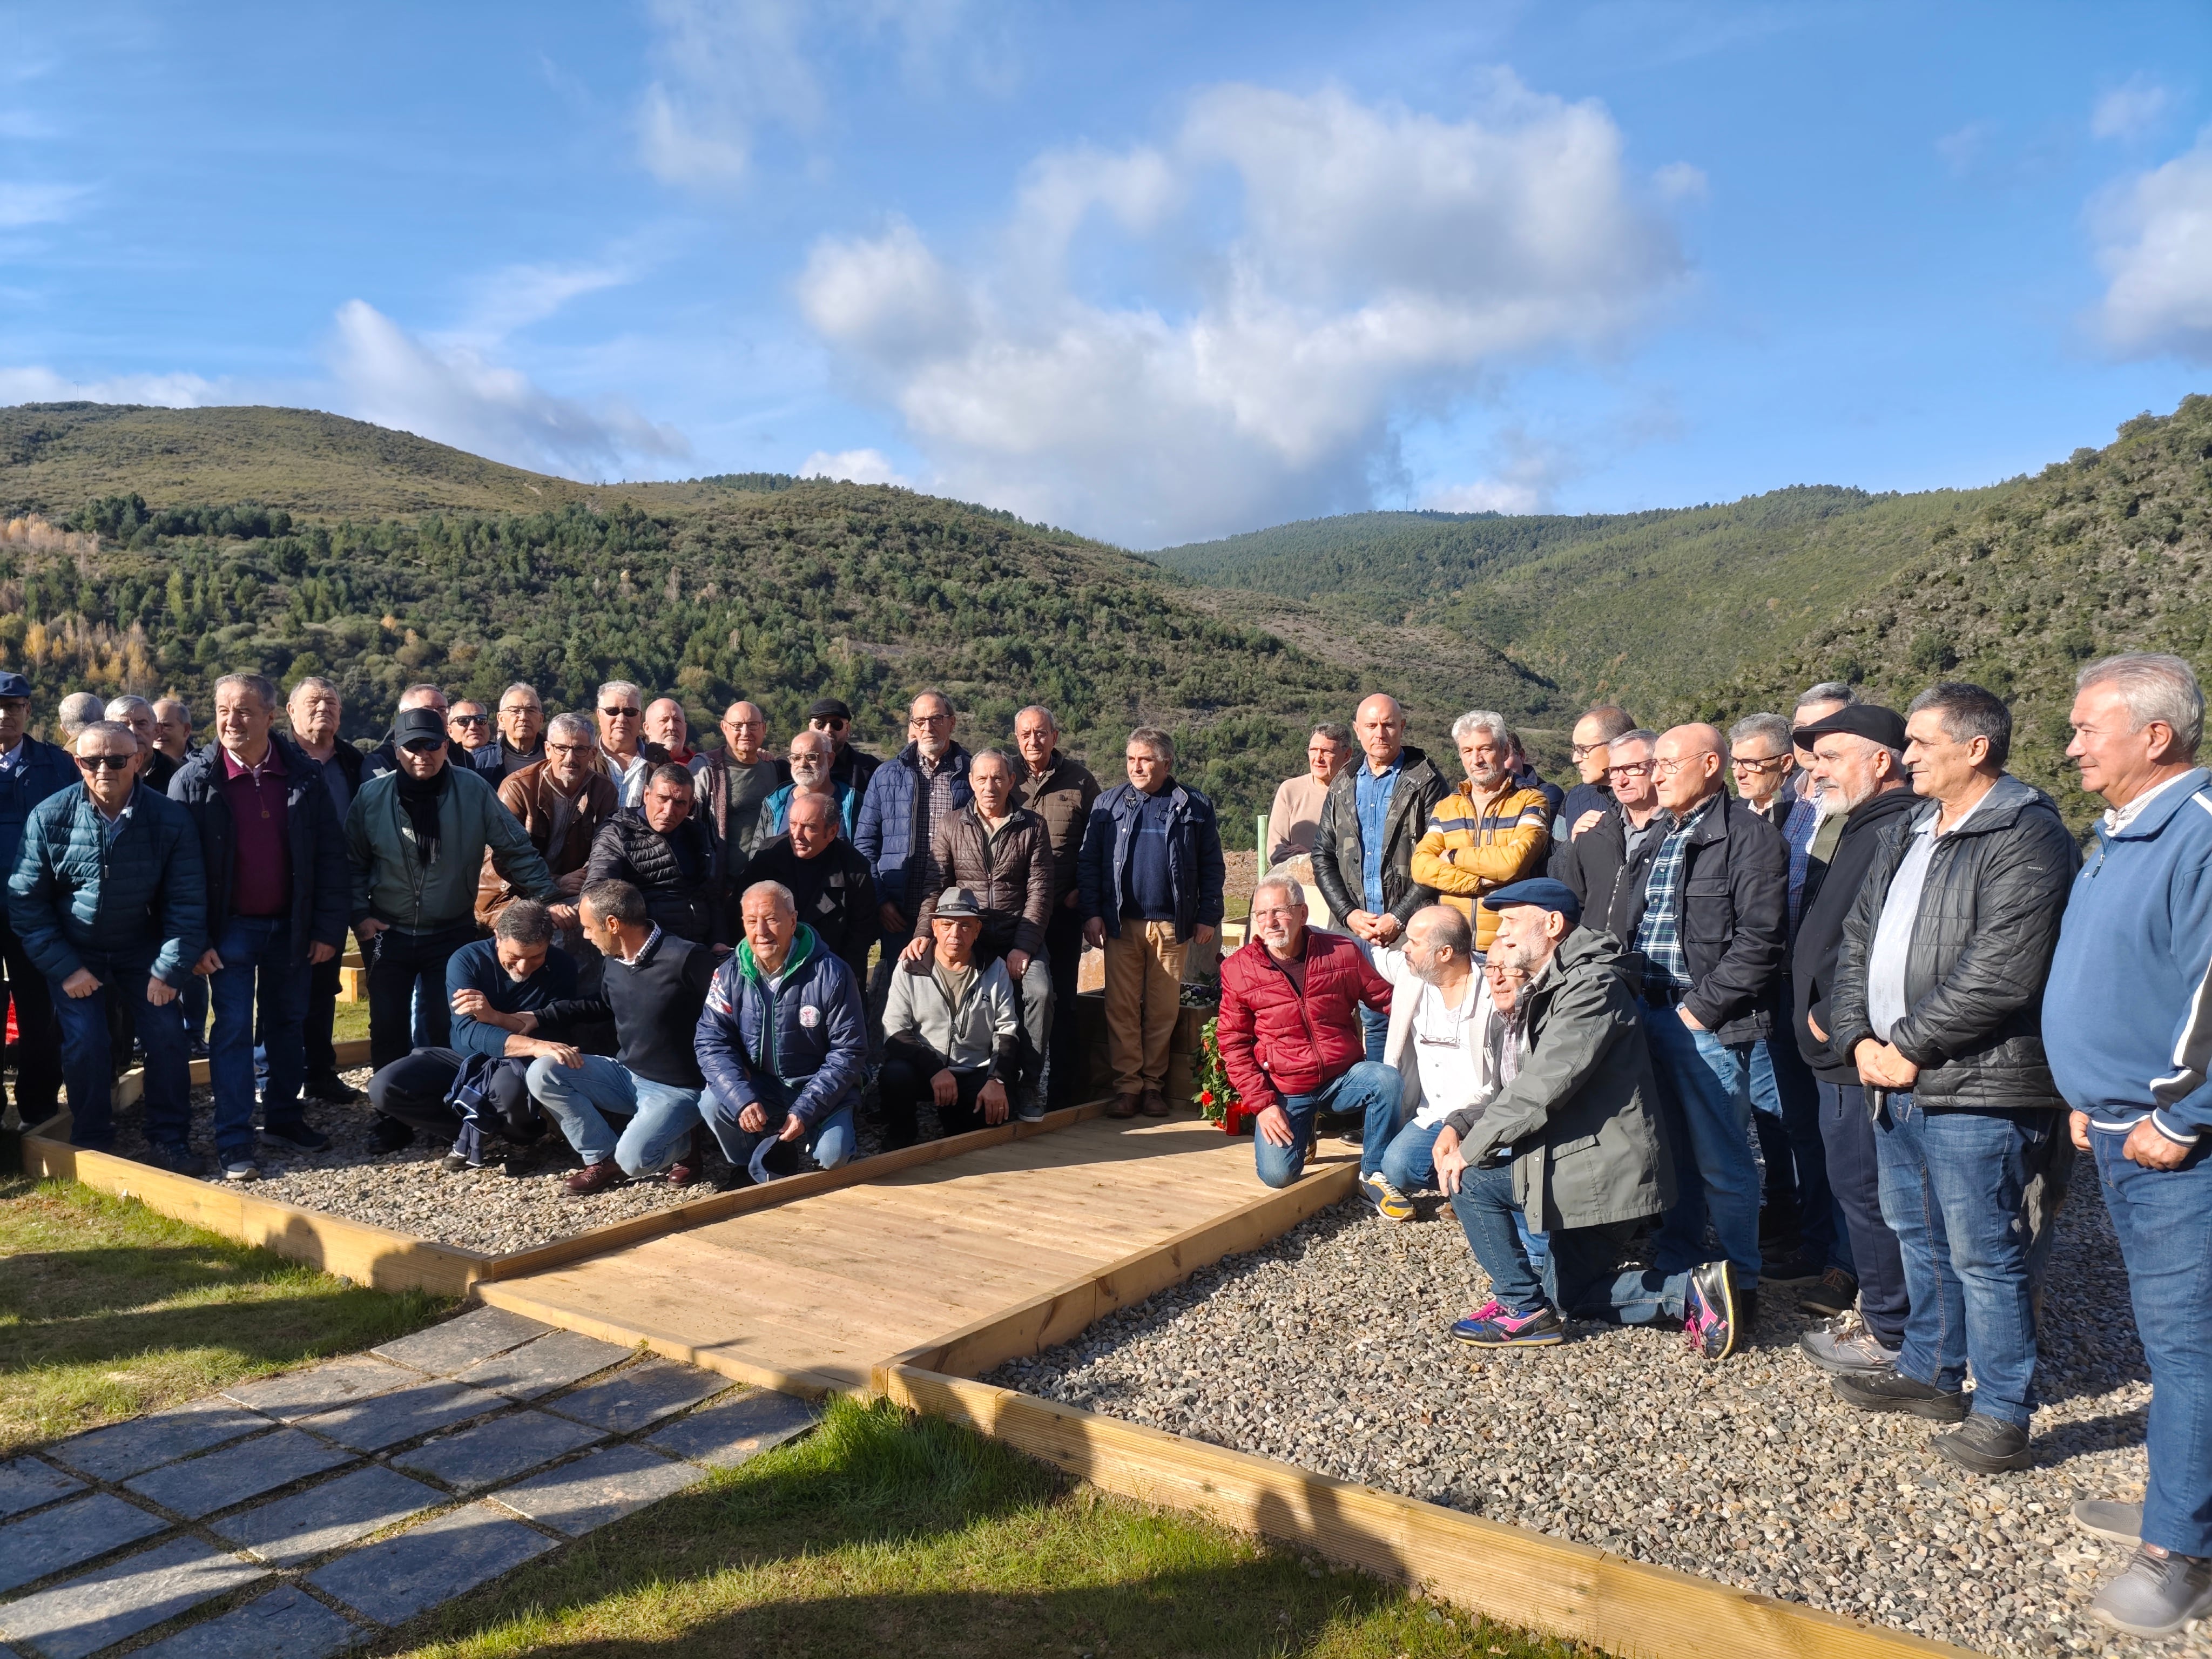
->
[476, 760, 621, 929]
[915, 804, 1056, 956]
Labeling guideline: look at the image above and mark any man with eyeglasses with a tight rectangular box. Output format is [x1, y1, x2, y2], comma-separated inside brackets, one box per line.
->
[347, 706, 557, 1152]
[594, 680, 668, 808]
[856, 690, 973, 1038]
[693, 700, 787, 860]
[0, 672, 79, 1129]
[446, 699, 503, 776]
[1556, 729, 1665, 927]
[1548, 705, 1637, 875]
[807, 697, 879, 802]
[493, 683, 548, 780]
[9, 721, 206, 1171]
[480, 712, 617, 954]
[756, 730, 858, 842]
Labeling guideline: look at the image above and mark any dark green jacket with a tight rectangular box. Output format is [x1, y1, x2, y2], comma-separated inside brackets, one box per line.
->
[346, 764, 554, 934]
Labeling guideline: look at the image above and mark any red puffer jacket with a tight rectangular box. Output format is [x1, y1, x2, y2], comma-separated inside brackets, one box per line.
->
[1215, 930, 1392, 1112]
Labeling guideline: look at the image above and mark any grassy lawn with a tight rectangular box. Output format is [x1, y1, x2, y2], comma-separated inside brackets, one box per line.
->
[399, 1395, 1590, 1659]
[0, 1174, 448, 1454]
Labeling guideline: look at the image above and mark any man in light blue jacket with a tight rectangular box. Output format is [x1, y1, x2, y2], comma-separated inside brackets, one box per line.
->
[2044, 653, 2212, 1640]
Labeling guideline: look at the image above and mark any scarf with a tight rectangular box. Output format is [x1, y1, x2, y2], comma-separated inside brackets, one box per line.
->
[394, 764, 450, 864]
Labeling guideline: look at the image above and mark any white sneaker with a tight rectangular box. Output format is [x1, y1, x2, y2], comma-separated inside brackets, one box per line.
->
[222, 1159, 260, 1183]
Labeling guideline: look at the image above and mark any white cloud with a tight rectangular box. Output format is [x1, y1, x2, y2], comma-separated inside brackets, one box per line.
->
[0, 181, 89, 228]
[454, 260, 634, 343]
[798, 447, 911, 485]
[2089, 134, 2212, 363]
[0, 366, 220, 406]
[326, 300, 691, 477]
[797, 77, 1687, 545]
[2092, 77, 2170, 142]
[1422, 478, 1541, 514]
[1654, 160, 1708, 201]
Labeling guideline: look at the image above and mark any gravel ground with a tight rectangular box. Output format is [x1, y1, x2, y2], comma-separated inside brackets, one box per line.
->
[990, 1169, 2182, 1659]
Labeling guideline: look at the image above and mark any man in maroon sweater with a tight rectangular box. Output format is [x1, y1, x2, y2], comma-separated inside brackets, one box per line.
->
[1216, 873, 1398, 1191]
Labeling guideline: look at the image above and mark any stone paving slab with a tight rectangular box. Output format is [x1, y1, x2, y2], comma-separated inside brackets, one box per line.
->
[390, 1411, 601, 1494]
[491, 1442, 703, 1537]
[647, 1389, 821, 1469]
[221, 1358, 416, 1423]
[132, 1584, 363, 1659]
[212, 1465, 443, 1568]
[292, 1380, 505, 1454]
[0, 1536, 266, 1659]
[0, 1461, 82, 1524]
[545, 1358, 726, 1435]
[125, 1430, 355, 1521]
[307, 1502, 555, 1627]
[371, 1308, 550, 1378]
[45, 1399, 268, 1483]
[0, 1493, 168, 1595]
[452, 1330, 632, 1400]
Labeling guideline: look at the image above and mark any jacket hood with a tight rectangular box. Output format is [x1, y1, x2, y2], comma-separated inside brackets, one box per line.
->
[739, 921, 819, 986]
[1552, 924, 1629, 976]
[1845, 785, 1920, 831]
[1904, 771, 2055, 838]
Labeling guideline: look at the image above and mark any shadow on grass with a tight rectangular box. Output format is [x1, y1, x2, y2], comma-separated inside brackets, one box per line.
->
[395, 1397, 1584, 1659]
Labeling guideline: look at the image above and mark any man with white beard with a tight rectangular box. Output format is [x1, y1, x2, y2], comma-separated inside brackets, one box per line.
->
[1785, 704, 1918, 1371]
[757, 727, 858, 841]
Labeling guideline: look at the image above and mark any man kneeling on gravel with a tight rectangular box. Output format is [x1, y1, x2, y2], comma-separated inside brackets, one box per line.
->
[1435, 879, 1742, 1360]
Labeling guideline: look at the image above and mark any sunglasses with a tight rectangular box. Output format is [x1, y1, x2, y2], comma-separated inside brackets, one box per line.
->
[601, 706, 641, 719]
[76, 754, 133, 771]
[449, 713, 488, 726]
[401, 738, 446, 753]
[810, 717, 848, 731]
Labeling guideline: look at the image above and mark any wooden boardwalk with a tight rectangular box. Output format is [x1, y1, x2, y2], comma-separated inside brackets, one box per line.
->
[475, 1114, 1358, 1395]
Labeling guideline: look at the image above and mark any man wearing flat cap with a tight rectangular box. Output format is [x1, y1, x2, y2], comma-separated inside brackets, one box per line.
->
[1434, 878, 1745, 1362]
[878, 887, 1021, 1147]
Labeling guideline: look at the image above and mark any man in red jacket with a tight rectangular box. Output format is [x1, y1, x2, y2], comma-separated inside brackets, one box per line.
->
[1217, 873, 1398, 1192]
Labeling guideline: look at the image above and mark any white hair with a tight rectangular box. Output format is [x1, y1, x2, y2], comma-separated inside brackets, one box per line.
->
[2078, 653, 2203, 757]
[1251, 873, 1306, 912]
[1450, 709, 1512, 748]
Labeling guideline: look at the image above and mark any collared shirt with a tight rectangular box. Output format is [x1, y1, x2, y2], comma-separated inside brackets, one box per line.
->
[220, 743, 292, 915]
[2103, 769, 2198, 836]
[1780, 795, 1819, 937]
[1634, 793, 1719, 997]
[97, 798, 134, 843]
[0, 738, 24, 777]
[616, 923, 665, 968]
[1353, 753, 1402, 913]
[605, 748, 653, 807]
[1866, 785, 1994, 1041]
[916, 748, 959, 882]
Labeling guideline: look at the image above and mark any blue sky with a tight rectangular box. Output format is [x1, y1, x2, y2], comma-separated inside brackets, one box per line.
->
[3, 1, 2208, 548]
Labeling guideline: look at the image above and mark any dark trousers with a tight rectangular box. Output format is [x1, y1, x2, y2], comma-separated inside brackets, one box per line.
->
[304, 952, 342, 1081]
[1816, 1078, 1910, 1348]
[368, 1049, 539, 1142]
[53, 956, 190, 1151]
[365, 923, 478, 1074]
[878, 1053, 1001, 1148]
[1043, 902, 1086, 1107]
[1752, 1021, 1844, 1271]
[0, 919, 62, 1124]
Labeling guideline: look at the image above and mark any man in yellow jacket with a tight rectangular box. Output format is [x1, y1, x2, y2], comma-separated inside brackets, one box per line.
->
[1412, 711, 1552, 953]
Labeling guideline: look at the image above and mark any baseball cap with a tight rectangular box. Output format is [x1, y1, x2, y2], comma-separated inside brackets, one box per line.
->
[1792, 704, 1907, 752]
[807, 697, 852, 724]
[395, 708, 449, 750]
[1480, 876, 1583, 926]
[932, 887, 982, 919]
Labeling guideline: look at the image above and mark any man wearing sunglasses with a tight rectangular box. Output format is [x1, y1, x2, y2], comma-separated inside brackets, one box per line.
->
[594, 680, 669, 808]
[8, 721, 207, 1172]
[0, 673, 79, 1129]
[446, 699, 504, 775]
[807, 697, 879, 801]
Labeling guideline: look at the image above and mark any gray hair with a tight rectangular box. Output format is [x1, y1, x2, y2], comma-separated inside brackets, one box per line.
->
[1450, 709, 1513, 748]
[970, 746, 1019, 779]
[104, 694, 154, 721]
[152, 696, 191, 723]
[1015, 704, 1059, 734]
[57, 692, 106, 737]
[1310, 721, 1353, 748]
[212, 673, 280, 712]
[1797, 681, 1856, 712]
[909, 687, 955, 718]
[499, 682, 542, 709]
[1908, 682, 2013, 770]
[494, 899, 556, 947]
[1127, 725, 1176, 769]
[1728, 712, 1793, 754]
[741, 879, 797, 914]
[1415, 903, 1474, 961]
[646, 761, 695, 793]
[288, 676, 339, 708]
[76, 719, 138, 751]
[1250, 873, 1306, 912]
[546, 712, 595, 746]
[2078, 653, 2203, 757]
[399, 682, 447, 710]
[595, 680, 642, 710]
[1613, 728, 1660, 752]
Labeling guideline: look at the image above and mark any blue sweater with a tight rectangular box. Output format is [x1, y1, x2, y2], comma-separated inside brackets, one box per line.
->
[445, 939, 584, 1060]
[2044, 768, 2212, 1141]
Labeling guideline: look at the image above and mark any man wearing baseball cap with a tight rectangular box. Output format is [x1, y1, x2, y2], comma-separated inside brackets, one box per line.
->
[807, 697, 879, 801]
[1435, 878, 1743, 1360]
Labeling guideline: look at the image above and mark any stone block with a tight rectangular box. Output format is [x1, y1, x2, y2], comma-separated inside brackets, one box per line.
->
[292, 1380, 505, 1454]
[221, 1357, 415, 1422]
[46, 1399, 267, 1483]
[126, 1430, 353, 1521]
[647, 1389, 821, 1469]
[390, 1412, 600, 1494]
[307, 1503, 554, 1627]
[0, 1536, 264, 1659]
[131, 1585, 363, 1659]
[490, 1443, 702, 1537]
[544, 1358, 726, 1435]
[0, 1493, 168, 1595]
[370, 1308, 550, 1377]
[212, 1465, 442, 1568]
[0, 1460, 82, 1523]
[453, 1330, 631, 1400]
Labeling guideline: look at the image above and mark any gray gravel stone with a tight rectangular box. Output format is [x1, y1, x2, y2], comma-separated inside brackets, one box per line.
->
[372, 1307, 551, 1377]
[646, 1390, 820, 1468]
[546, 1358, 727, 1434]
[46, 1399, 269, 1483]
[453, 1330, 632, 1400]
[125, 1429, 354, 1520]
[390, 1411, 602, 1494]
[306, 1502, 555, 1626]
[490, 1443, 702, 1536]
[292, 1380, 505, 1454]
[211, 1465, 443, 1567]
[221, 1357, 415, 1421]
[0, 1536, 264, 1659]
[0, 1460, 82, 1523]
[130, 1585, 363, 1659]
[0, 1493, 167, 1595]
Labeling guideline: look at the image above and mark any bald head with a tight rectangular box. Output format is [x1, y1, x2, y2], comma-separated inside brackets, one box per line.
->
[719, 700, 768, 763]
[1353, 694, 1406, 772]
[1653, 723, 1728, 813]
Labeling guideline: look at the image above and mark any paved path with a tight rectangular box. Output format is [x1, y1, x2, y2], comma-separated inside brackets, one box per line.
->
[0, 1309, 819, 1659]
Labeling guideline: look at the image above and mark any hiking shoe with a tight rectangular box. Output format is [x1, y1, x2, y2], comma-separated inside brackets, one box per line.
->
[1832, 1369, 1970, 1421]
[140, 1143, 208, 1178]
[1108, 1092, 1141, 1120]
[305, 1073, 362, 1104]
[369, 1115, 416, 1153]
[1361, 1172, 1415, 1222]
[2091, 1545, 2212, 1637]
[1800, 1314, 1900, 1377]
[1684, 1260, 1738, 1360]
[1933, 1413, 2032, 1474]
[565, 1159, 624, 1195]
[1798, 1266, 1859, 1319]
[1761, 1247, 1823, 1284]
[261, 1121, 329, 1152]
[1140, 1089, 1171, 1118]
[2072, 1499, 2145, 1548]
[1453, 1306, 1566, 1349]
[221, 1158, 260, 1183]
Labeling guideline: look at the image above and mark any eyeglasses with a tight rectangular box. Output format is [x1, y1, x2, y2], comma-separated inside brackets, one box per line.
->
[601, 706, 641, 719]
[547, 741, 595, 756]
[909, 713, 952, 728]
[1607, 760, 1653, 778]
[449, 713, 488, 726]
[1650, 758, 1691, 779]
[1730, 755, 1788, 774]
[1569, 743, 1604, 760]
[75, 754, 133, 771]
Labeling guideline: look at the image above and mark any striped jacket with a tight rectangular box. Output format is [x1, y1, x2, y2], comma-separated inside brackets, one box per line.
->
[1409, 780, 1552, 950]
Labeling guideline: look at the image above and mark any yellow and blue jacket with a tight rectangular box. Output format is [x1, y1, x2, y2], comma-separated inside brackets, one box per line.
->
[1410, 781, 1552, 950]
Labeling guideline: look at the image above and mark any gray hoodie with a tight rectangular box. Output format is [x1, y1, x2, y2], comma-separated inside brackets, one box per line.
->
[882, 954, 1021, 1078]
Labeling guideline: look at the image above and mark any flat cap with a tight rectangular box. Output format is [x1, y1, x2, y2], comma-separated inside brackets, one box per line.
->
[1792, 704, 1906, 752]
[807, 697, 853, 723]
[932, 886, 982, 919]
[1479, 876, 1582, 925]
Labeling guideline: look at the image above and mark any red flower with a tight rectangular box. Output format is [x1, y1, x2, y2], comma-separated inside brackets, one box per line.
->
[1198, 1090, 1215, 1106]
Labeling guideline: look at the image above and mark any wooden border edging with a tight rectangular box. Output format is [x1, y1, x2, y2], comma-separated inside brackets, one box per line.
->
[879, 1366, 1980, 1659]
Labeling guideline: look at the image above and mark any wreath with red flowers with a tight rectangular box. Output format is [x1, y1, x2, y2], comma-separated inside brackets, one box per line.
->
[1194, 1016, 1256, 1135]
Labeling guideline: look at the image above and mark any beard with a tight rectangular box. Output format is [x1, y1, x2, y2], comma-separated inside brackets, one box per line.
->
[1488, 935, 1550, 974]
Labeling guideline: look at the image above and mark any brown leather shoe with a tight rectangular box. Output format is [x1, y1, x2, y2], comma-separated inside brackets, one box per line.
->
[1108, 1092, 1142, 1119]
[1141, 1089, 1171, 1117]
[663, 1128, 708, 1188]
[565, 1158, 624, 1195]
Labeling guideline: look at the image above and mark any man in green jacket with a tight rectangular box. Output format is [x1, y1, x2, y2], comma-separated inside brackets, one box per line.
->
[347, 706, 556, 1150]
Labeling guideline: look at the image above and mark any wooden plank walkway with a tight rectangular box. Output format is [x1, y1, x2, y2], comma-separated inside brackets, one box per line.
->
[476, 1114, 1357, 1396]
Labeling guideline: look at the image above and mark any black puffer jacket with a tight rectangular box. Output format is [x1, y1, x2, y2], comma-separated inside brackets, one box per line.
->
[1790, 785, 1920, 1080]
[585, 811, 729, 945]
[1829, 773, 2079, 1111]
[1312, 746, 1452, 928]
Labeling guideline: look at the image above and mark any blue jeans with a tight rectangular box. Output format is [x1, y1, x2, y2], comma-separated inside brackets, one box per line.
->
[1358, 1002, 1388, 1065]
[1378, 1117, 1443, 1194]
[524, 1054, 704, 1178]
[206, 915, 310, 1161]
[1643, 1000, 1762, 1286]
[53, 959, 190, 1151]
[1751, 1023, 1846, 1271]
[1451, 1164, 1682, 1325]
[1255, 1061, 1402, 1188]
[1873, 1094, 2045, 1428]
[2094, 1126, 2212, 1557]
[705, 1088, 856, 1185]
[1819, 1080, 1910, 1348]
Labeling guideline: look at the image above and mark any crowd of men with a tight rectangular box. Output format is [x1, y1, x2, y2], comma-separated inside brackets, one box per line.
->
[1, 652, 2207, 1638]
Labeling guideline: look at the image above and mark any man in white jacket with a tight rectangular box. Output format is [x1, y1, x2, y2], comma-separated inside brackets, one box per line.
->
[879, 887, 1021, 1147]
